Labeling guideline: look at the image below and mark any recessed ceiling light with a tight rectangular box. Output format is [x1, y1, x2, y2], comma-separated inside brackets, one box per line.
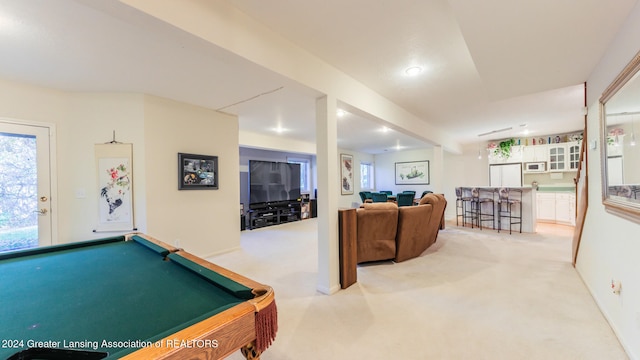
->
[405, 66, 423, 76]
[337, 109, 347, 118]
[273, 126, 288, 134]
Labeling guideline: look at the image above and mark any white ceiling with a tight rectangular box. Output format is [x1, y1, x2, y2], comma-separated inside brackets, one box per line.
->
[0, 0, 637, 154]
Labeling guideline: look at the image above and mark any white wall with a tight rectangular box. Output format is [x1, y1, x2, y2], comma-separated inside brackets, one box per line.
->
[0, 78, 241, 258]
[64, 93, 147, 240]
[370, 146, 491, 222]
[441, 144, 490, 220]
[143, 95, 240, 258]
[375, 148, 436, 194]
[580, 3, 640, 358]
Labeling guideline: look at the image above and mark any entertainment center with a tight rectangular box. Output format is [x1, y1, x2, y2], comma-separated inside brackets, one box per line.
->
[247, 160, 303, 229]
[248, 200, 302, 229]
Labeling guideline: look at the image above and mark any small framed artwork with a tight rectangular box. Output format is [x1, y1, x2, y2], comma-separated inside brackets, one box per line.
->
[395, 160, 430, 185]
[340, 153, 354, 195]
[178, 153, 218, 190]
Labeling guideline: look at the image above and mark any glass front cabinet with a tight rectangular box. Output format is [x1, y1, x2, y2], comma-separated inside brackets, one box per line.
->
[567, 142, 581, 170]
[548, 145, 566, 171]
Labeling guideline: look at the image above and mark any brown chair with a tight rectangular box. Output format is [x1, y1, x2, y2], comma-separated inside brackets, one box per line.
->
[395, 193, 447, 262]
[337, 194, 447, 288]
[355, 202, 398, 263]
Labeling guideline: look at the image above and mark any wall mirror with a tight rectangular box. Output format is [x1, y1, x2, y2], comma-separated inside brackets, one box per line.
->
[599, 50, 640, 223]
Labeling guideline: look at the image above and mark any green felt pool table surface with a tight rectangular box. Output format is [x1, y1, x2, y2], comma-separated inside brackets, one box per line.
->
[0, 234, 277, 360]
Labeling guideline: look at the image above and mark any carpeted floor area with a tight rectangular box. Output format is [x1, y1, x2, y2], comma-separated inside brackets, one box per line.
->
[209, 219, 628, 360]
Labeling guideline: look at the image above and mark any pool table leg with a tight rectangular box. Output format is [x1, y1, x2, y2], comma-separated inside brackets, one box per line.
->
[240, 342, 261, 360]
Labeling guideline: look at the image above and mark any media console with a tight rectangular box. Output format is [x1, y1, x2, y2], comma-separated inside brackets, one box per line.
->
[248, 200, 302, 229]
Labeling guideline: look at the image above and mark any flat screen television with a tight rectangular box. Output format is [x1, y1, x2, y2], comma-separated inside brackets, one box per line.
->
[249, 160, 301, 205]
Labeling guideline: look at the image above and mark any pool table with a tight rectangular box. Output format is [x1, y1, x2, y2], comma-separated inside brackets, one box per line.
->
[0, 233, 277, 360]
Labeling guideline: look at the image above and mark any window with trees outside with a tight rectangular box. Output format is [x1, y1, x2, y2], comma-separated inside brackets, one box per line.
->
[0, 132, 38, 252]
[360, 162, 374, 190]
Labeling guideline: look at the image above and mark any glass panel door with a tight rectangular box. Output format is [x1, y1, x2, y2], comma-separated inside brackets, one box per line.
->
[0, 121, 52, 252]
[549, 145, 566, 171]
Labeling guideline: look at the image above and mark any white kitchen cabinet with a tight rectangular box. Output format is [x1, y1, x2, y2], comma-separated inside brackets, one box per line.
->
[522, 145, 548, 163]
[536, 193, 556, 222]
[537, 192, 576, 225]
[567, 142, 581, 171]
[548, 144, 567, 172]
[555, 193, 576, 225]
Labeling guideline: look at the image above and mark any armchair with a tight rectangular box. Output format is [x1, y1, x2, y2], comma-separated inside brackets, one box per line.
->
[395, 193, 446, 262]
[355, 203, 398, 263]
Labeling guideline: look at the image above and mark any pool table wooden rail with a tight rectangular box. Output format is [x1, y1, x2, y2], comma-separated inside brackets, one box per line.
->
[121, 233, 276, 360]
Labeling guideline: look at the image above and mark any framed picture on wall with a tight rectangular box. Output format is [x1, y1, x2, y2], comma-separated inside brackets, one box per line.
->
[178, 153, 218, 190]
[395, 160, 429, 185]
[340, 153, 354, 195]
[95, 143, 134, 232]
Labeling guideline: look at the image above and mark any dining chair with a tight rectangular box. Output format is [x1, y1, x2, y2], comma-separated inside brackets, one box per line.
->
[359, 191, 372, 203]
[371, 192, 388, 203]
[401, 190, 416, 198]
[396, 193, 414, 207]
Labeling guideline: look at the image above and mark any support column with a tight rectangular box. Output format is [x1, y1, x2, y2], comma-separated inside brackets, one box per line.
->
[315, 95, 341, 294]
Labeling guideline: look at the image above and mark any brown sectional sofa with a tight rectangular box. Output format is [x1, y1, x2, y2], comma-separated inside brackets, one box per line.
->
[338, 193, 447, 288]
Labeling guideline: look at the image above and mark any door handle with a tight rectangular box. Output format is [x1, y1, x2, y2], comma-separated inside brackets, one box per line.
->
[34, 209, 48, 215]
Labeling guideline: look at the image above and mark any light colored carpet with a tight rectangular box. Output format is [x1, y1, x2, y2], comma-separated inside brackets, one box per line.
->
[208, 219, 628, 360]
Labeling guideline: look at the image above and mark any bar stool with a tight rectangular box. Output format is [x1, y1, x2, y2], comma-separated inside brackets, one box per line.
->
[475, 188, 496, 230]
[461, 187, 476, 228]
[497, 188, 522, 234]
[455, 187, 464, 226]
